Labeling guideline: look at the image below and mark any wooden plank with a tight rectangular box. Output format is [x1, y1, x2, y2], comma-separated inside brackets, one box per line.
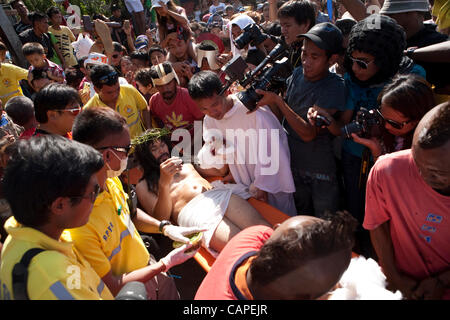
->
[0, 5, 27, 68]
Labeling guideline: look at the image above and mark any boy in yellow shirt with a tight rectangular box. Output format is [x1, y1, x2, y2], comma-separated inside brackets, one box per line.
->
[0, 135, 113, 300]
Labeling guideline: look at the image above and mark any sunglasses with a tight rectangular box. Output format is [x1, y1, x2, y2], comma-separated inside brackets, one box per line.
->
[98, 71, 119, 85]
[56, 106, 82, 116]
[349, 56, 374, 70]
[376, 109, 410, 130]
[72, 184, 101, 203]
[97, 145, 132, 156]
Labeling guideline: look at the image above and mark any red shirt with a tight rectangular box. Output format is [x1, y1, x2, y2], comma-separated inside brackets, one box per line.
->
[19, 127, 36, 139]
[195, 225, 273, 300]
[148, 86, 204, 133]
[364, 149, 450, 299]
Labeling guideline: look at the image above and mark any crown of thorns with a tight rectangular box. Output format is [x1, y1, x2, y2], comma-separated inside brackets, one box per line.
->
[131, 128, 172, 149]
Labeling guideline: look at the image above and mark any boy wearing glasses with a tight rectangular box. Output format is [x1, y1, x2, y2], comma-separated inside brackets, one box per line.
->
[33, 83, 81, 138]
[0, 135, 114, 299]
[84, 64, 151, 139]
[256, 22, 345, 218]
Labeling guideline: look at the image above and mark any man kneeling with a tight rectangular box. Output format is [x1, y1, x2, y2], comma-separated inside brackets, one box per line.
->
[134, 128, 272, 256]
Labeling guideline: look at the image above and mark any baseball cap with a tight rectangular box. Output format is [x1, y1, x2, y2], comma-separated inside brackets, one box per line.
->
[380, 0, 429, 14]
[297, 22, 343, 54]
[135, 35, 149, 50]
[84, 52, 109, 68]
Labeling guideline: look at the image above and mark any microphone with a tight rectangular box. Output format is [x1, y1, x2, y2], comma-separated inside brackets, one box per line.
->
[115, 281, 148, 300]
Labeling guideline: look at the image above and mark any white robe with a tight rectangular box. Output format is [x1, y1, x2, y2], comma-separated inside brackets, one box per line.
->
[202, 95, 297, 215]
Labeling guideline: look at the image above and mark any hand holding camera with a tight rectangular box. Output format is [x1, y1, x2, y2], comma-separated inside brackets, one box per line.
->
[307, 106, 332, 128]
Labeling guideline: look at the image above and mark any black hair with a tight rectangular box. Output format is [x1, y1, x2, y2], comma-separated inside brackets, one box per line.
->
[134, 68, 153, 87]
[46, 6, 60, 19]
[149, 45, 166, 57]
[22, 42, 45, 56]
[64, 67, 85, 89]
[335, 19, 356, 37]
[250, 210, 357, 299]
[5, 96, 34, 127]
[30, 68, 49, 85]
[188, 71, 223, 100]
[72, 106, 128, 147]
[262, 21, 282, 37]
[2, 135, 103, 228]
[278, 0, 315, 31]
[90, 64, 118, 89]
[28, 11, 47, 26]
[130, 50, 150, 63]
[417, 102, 450, 150]
[134, 129, 173, 194]
[34, 83, 81, 123]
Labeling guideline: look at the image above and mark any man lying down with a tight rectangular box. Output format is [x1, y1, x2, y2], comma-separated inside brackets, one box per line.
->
[133, 128, 271, 256]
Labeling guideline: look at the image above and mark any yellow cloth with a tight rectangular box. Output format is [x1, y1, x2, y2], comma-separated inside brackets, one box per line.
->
[436, 0, 450, 31]
[0, 217, 113, 300]
[48, 26, 78, 67]
[0, 63, 28, 104]
[84, 84, 148, 138]
[68, 177, 149, 278]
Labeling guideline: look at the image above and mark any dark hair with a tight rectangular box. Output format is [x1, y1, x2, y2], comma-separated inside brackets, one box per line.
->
[111, 3, 121, 12]
[134, 129, 173, 194]
[130, 50, 150, 64]
[46, 6, 60, 19]
[28, 11, 47, 26]
[112, 41, 124, 53]
[72, 106, 128, 147]
[278, 0, 315, 31]
[0, 42, 7, 52]
[262, 21, 282, 37]
[149, 45, 166, 57]
[2, 135, 103, 228]
[335, 19, 356, 36]
[417, 102, 450, 150]
[22, 42, 45, 56]
[379, 74, 435, 122]
[34, 83, 81, 123]
[250, 210, 357, 298]
[5, 96, 34, 127]
[134, 68, 153, 87]
[64, 67, 85, 89]
[90, 64, 119, 89]
[188, 71, 223, 100]
[30, 68, 49, 85]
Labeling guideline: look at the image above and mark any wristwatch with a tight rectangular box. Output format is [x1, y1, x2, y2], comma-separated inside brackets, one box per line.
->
[159, 220, 172, 233]
[406, 47, 416, 58]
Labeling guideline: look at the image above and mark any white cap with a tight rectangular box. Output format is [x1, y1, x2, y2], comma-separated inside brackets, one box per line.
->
[151, 0, 169, 9]
[84, 53, 109, 68]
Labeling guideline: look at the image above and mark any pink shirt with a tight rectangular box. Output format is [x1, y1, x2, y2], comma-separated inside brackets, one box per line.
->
[148, 86, 204, 132]
[364, 149, 450, 299]
[195, 225, 272, 300]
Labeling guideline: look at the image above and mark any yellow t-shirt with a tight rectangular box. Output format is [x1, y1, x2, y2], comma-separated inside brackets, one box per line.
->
[0, 217, 113, 300]
[83, 84, 148, 139]
[0, 63, 28, 104]
[48, 26, 78, 67]
[68, 177, 150, 278]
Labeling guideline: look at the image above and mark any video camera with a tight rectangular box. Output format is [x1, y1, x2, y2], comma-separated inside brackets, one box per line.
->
[219, 41, 292, 111]
[234, 23, 269, 49]
[341, 108, 383, 139]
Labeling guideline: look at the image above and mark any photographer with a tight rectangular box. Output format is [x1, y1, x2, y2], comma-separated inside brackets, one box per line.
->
[351, 74, 435, 161]
[256, 23, 345, 217]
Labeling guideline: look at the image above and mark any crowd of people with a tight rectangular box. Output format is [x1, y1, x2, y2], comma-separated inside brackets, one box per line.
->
[0, 0, 448, 301]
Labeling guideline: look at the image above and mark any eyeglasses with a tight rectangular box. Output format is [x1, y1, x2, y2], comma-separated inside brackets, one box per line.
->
[56, 106, 82, 116]
[97, 71, 119, 85]
[71, 184, 101, 203]
[97, 145, 132, 156]
[349, 56, 374, 70]
[376, 109, 410, 130]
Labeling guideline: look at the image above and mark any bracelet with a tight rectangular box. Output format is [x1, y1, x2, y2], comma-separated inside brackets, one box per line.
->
[159, 220, 172, 233]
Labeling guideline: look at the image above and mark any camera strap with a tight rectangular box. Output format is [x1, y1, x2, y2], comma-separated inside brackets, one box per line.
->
[12, 248, 45, 300]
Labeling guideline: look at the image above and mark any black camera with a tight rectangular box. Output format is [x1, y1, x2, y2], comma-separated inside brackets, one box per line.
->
[234, 23, 269, 49]
[237, 56, 292, 111]
[341, 108, 383, 139]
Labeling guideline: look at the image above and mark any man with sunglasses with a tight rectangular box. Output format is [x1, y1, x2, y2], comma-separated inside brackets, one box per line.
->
[84, 64, 151, 139]
[0, 135, 114, 299]
[33, 83, 81, 138]
[70, 106, 204, 299]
